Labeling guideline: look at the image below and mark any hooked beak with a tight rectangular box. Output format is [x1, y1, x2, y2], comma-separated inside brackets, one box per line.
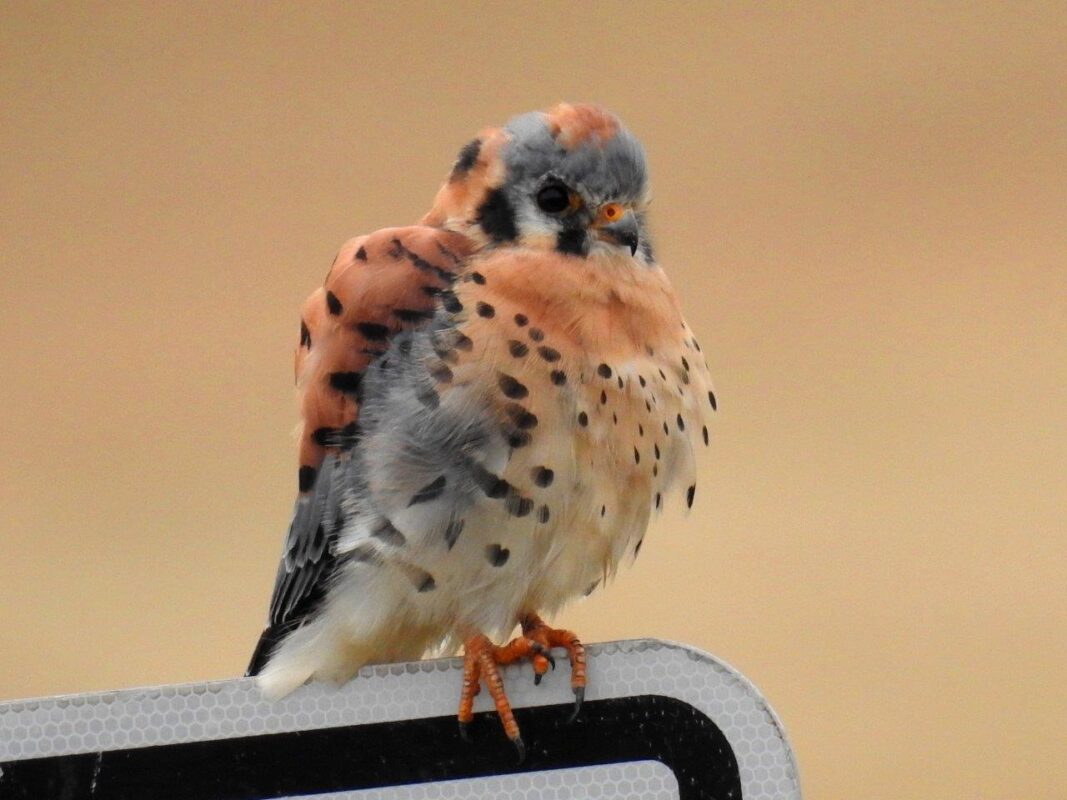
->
[596, 210, 639, 256]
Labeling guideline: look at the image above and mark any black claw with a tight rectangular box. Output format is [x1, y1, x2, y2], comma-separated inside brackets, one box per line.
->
[534, 672, 542, 686]
[511, 735, 526, 764]
[567, 686, 585, 724]
[546, 652, 557, 670]
[459, 720, 472, 743]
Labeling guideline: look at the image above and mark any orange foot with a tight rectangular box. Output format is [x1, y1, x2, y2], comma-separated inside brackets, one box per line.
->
[458, 615, 587, 761]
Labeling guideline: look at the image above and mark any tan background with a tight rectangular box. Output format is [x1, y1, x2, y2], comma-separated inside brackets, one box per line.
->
[2, 2, 1065, 797]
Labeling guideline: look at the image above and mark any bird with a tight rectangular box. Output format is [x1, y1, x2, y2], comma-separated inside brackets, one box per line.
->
[246, 103, 717, 757]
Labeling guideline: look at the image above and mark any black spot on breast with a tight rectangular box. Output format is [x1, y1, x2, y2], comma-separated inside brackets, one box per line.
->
[505, 404, 538, 429]
[507, 431, 531, 448]
[703, 425, 709, 445]
[298, 465, 317, 493]
[498, 374, 528, 399]
[470, 271, 486, 284]
[578, 411, 589, 427]
[600, 390, 608, 405]
[532, 466, 554, 487]
[431, 364, 454, 383]
[508, 340, 528, 357]
[409, 476, 446, 506]
[471, 465, 510, 498]
[597, 363, 613, 379]
[635, 538, 644, 557]
[326, 291, 343, 315]
[708, 391, 718, 410]
[452, 138, 482, 177]
[421, 285, 441, 297]
[371, 520, 407, 547]
[617, 376, 625, 389]
[612, 412, 618, 425]
[329, 371, 363, 395]
[486, 544, 510, 566]
[299, 320, 312, 349]
[663, 421, 670, 436]
[417, 573, 436, 592]
[418, 387, 441, 409]
[355, 246, 368, 261]
[659, 368, 667, 380]
[681, 356, 690, 371]
[476, 189, 519, 242]
[550, 369, 567, 385]
[600, 505, 607, 517]
[653, 464, 659, 477]
[655, 493, 662, 509]
[634, 447, 641, 464]
[445, 518, 464, 550]
[538, 505, 551, 524]
[676, 414, 686, 431]
[638, 375, 646, 387]
[356, 322, 389, 341]
[453, 333, 473, 352]
[434, 346, 458, 365]
[514, 313, 528, 326]
[687, 484, 696, 508]
[440, 290, 463, 314]
[556, 227, 587, 256]
[393, 307, 435, 323]
[538, 346, 561, 362]
[476, 301, 495, 318]
[654, 443, 661, 460]
[638, 424, 644, 437]
[528, 328, 544, 342]
[505, 494, 534, 517]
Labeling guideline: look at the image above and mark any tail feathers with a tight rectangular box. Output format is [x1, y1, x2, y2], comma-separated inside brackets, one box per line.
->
[252, 621, 371, 699]
[249, 611, 445, 699]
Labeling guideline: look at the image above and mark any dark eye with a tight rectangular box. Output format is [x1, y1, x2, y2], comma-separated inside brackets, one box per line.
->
[536, 184, 571, 214]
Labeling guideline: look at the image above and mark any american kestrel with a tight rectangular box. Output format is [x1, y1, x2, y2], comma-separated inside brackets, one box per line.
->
[247, 103, 716, 757]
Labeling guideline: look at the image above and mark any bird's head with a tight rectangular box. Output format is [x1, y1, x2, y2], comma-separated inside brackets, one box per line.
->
[424, 103, 653, 264]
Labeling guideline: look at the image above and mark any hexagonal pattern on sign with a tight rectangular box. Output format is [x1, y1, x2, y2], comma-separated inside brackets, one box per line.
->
[0, 639, 800, 799]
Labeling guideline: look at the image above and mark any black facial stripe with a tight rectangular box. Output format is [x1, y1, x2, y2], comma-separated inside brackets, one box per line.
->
[476, 188, 519, 242]
[556, 227, 587, 256]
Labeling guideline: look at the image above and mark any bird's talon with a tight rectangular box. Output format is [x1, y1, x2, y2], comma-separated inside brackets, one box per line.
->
[512, 735, 526, 764]
[567, 685, 585, 724]
[534, 672, 542, 686]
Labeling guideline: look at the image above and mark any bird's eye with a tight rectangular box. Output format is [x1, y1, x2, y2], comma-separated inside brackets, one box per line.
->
[536, 184, 572, 214]
[598, 203, 624, 223]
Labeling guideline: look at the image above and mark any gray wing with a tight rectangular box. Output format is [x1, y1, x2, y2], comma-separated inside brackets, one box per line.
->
[247, 453, 347, 676]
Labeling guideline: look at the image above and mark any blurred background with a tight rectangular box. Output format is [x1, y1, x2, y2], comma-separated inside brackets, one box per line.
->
[1, 2, 1064, 797]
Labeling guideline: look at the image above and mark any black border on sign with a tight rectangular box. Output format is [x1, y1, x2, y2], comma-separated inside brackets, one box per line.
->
[0, 694, 742, 799]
